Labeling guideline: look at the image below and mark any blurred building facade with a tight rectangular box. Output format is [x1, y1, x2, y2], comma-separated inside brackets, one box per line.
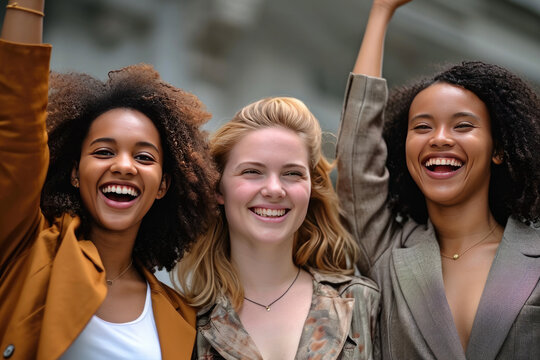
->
[3, 0, 537, 137]
[2, 0, 538, 282]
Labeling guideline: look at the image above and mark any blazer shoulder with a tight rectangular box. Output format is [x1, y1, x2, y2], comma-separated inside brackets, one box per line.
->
[338, 275, 380, 299]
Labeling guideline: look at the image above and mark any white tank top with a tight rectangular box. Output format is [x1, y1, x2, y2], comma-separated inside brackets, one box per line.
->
[60, 283, 161, 360]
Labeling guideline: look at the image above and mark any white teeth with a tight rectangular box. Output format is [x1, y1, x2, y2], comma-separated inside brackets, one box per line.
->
[101, 185, 139, 197]
[253, 207, 286, 217]
[424, 158, 463, 168]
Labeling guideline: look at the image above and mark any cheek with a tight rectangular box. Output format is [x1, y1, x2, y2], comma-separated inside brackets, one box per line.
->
[404, 139, 419, 178]
[220, 179, 253, 204]
[291, 183, 311, 209]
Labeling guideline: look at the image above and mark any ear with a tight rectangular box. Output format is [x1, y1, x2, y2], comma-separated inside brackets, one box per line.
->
[70, 165, 80, 188]
[216, 190, 224, 205]
[492, 149, 504, 165]
[156, 174, 171, 199]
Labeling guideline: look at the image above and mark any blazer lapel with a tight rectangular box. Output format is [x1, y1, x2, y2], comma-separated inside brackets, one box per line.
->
[39, 217, 107, 360]
[393, 226, 466, 360]
[144, 269, 196, 360]
[295, 281, 354, 360]
[199, 299, 263, 360]
[466, 218, 540, 360]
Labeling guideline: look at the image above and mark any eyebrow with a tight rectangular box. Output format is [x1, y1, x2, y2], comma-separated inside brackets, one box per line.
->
[234, 161, 308, 170]
[452, 111, 480, 120]
[409, 111, 480, 122]
[89, 137, 161, 153]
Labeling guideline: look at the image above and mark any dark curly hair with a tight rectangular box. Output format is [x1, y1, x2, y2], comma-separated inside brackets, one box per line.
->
[41, 64, 219, 271]
[384, 61, 540, 225]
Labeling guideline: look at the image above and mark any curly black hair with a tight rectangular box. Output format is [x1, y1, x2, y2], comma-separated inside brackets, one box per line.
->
[42, 64, 219, 271]
[384, 61, 540, 225]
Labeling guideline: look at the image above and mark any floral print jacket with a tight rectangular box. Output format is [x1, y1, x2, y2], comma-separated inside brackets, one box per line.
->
[194, 268, 380, 360]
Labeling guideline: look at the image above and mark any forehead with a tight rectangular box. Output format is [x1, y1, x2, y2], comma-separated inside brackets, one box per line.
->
[227, 127, 309, 166]
[84, 108, 162, 147]
[409, 83, 490, 122]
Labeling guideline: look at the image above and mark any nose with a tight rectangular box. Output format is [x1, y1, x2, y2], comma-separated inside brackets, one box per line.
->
[110, 153, 137, 175]
[429, 127, 455, 148]
[261, 174, 286, 199]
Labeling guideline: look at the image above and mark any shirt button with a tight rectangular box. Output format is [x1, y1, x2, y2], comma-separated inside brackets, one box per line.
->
[3, 344, 14, 358]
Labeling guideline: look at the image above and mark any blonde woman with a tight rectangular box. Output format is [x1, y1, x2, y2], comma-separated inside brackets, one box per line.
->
[175, 97, 380, 359]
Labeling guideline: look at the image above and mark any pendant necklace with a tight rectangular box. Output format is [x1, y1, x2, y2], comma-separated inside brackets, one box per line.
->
[440, 224, 497, 261]
[243, 267, 301, 312]
[106, 259, 133, 286]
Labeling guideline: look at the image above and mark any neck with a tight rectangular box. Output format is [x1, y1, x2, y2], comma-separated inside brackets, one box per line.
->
[89, 224, 138, 276]
[427, 199, 501, 253]
[231, 239, 298, 294]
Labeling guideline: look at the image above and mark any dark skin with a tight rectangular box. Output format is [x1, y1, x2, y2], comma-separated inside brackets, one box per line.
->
[354, 0, 504, 350]
[2, 1, 168, 323]
[76, 109, 169, 322]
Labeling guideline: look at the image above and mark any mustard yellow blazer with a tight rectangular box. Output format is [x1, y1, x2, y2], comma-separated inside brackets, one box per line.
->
[0, 39, 196, 360]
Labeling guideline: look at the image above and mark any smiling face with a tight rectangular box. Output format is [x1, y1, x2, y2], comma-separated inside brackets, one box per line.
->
[218, 127, 311, 250]
[405, 82, 501, 209]
[73, 108, 168, 236]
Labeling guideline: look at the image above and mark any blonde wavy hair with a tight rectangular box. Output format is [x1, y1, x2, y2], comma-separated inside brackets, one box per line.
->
[173, 97, 358, 310]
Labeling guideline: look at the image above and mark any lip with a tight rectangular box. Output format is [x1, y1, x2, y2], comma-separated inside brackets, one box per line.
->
[99, 181, 141, 209]
[100, 181, 141, 194]
[423, 165, 464, 179]
[421, 152, 465, 180]
[249, 205, 290, 223]
[99, 190, 140, 209]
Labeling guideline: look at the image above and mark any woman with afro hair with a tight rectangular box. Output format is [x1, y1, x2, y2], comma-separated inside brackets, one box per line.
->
[0, 1, 218, 359]
[337, 0, 540, 359]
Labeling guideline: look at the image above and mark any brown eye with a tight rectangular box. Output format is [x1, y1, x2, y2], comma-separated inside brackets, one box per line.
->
[455, 122, 474, 129]
[412, 124, 431, 130]
[135, 154, 156, 163]
[93, 149, 114, 157]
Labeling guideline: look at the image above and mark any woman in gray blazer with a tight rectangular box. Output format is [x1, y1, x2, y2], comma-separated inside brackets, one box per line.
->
[336, 0, 540, 359]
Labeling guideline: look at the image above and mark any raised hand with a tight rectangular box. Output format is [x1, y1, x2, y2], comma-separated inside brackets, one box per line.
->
[352, 0, 413, 76]
[1, 0, 45, 43]
[372, 0, 413, 12]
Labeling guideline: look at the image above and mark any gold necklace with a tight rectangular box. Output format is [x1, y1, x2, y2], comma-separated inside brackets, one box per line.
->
[106, 259, 133, 286]
[243, 267, 301, 312]
[440, 224, 497, 260]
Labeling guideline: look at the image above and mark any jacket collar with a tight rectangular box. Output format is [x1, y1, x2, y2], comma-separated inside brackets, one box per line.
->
[393, 217, 540, 360]
[466, 217, 540, 359]
[197, 268, 354, 360]
[39, 215, 195, 360]
[392, 223, 466, 360]
[141, 265, 196, 360]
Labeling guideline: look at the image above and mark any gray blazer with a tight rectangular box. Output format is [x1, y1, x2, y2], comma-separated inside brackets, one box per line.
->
[336, 74, 540, 360]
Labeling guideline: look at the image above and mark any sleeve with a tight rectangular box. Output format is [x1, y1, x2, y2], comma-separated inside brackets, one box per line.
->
[346, 280, 381, 360]
[335, 73, 396, 276]
[0, 39, 51, 269]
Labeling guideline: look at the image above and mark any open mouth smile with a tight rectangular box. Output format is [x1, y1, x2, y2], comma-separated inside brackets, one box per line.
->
[250, 207, 289, 218]
[424, 157, 463, 173]
[100, 184, 140, 203]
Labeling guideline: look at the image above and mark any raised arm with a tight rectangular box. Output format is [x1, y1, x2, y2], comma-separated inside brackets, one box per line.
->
[353, 0, 411, 76]
[336, 0, 411, 275]
[0, 0, 50, 268]
[1, 0, 44, 44]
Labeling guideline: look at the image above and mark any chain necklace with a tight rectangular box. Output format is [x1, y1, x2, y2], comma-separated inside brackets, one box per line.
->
[106, 259, 133, 286]
[440, 224, 497, 261]
[243, 267, 301, 312]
